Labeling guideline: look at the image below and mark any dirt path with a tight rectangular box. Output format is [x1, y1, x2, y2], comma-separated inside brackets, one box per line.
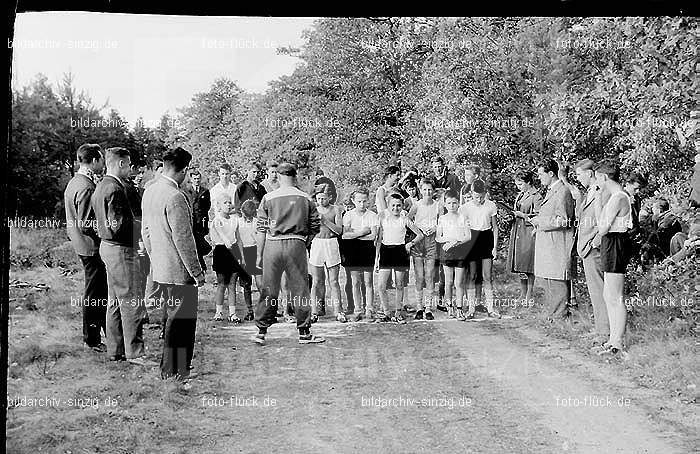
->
[172, 312, 691, 454]
[7, 270, 696, 454]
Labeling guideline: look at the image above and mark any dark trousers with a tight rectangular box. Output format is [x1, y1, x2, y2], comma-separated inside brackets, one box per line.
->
[155, 282, 199, 379]
[79, 254, 108, 346]
[544, 278, 571, 319]
[255, 239, 312, 333]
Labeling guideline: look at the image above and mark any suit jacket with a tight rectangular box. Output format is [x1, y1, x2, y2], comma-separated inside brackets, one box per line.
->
[64, 173, 100, 256]
[142, 177, 204, 285]
[434, 171, 462, 195]
[576, 188, 598, 258]
[234, 180, 266, 211]
[534, 180, 576, 280]
[92, 175, 136, 248]
[183, 185, 211, 235]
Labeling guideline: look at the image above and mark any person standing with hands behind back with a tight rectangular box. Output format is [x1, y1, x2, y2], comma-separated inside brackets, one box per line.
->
[142, 147, 205, 385]
[252, 163, 324, 345]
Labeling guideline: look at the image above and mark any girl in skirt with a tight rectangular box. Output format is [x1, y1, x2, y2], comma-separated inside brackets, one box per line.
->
[436, 190, 471, 320]
[374, 193, 424, 323]
[209, 193, 246, 323]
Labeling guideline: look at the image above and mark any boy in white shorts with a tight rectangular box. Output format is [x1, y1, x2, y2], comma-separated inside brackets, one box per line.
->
[309, 190, 346, 322]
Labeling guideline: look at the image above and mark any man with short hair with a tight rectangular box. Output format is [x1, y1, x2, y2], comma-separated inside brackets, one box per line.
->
[560, 159, 608, 342]
[64, 143, 108, 352]
[531, 158, 576, 321]
[253, 162, 324, 345]
[234, 164, 267, 212]
[93, 147, 152, 365]
[431, 156, 462, 196]
[314, 168, 338, 205]
[375, 165, 402, 215]
[144, 159, 164, 189]
[261, 160, 280, 193]
[142, 158, 163, 312]
[142, 147, 206, 382]
[183, 169, 212, 270]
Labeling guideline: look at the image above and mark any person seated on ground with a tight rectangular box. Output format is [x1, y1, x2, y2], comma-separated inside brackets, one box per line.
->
[667, 216, 700, 263]
[689, 141, 700, 208]
[643, 198, 683, 260]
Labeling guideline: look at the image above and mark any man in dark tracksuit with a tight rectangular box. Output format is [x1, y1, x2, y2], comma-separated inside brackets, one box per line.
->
[64, 143, 108, 352]
[253, 162, 325, 345]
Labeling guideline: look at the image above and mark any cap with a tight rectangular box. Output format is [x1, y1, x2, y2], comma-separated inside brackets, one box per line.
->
[277, 162, 297, 177]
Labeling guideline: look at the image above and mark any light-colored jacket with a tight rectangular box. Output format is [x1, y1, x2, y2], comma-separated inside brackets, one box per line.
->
[534, 180, 576, 280]
[576, 188, 598, 259]
[142, 177, 204, 285]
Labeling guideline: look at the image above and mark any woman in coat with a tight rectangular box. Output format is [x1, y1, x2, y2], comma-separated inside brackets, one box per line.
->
[507, 170, 543, 304]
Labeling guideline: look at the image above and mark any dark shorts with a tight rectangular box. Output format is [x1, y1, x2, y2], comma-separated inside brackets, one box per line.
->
[601, 232, 629, 273]
[341, 239, 376, 270]
[242, 246, 262, 276]
[465, 229, 494, 262]
[378, 244, 410, 270]
[213, 244, 242, 281]
[439, 241, 469, 268]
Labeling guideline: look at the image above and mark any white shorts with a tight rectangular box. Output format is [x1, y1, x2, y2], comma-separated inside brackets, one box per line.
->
[309, 237, 341, 268]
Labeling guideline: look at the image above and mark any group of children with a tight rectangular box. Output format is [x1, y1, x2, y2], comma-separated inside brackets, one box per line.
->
[205, 170, 502, 325]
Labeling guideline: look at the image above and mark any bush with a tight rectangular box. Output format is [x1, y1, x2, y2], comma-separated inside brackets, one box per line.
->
[627, 256, 700, 335]
[9, 227, 80, 270]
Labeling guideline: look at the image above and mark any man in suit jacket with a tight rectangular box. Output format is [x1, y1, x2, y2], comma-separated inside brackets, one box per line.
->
[532, 159, 576, 320]
[234, 163, 267, 213]
[92, 147, 152, 365]
[64, 143, 108, 352]
[142, 147, 205, 383]
[560, 159, 608, 341]
[183, 169, 212, 269]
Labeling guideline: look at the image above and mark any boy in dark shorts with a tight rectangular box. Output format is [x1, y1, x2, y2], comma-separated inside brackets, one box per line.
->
[239, 199, 263, 321]
[436, 191, 471, 320]
[209, 193, 246, 323]
[375, 193, 424, 323]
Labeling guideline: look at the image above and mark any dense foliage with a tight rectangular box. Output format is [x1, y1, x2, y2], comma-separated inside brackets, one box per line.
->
[11, 17, 698, 213]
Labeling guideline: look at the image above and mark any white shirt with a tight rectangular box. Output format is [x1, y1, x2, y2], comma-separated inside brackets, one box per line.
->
[459, 200, 497, 231]
[438, 214, 471, 242]
[413, 199, 440, 232]
[343, 209, 380, 241]
[381, 215, 408, 245]
[209, 214, 239, 247]
[209, 180, 236, 204]
[238, 216, 257, 247]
